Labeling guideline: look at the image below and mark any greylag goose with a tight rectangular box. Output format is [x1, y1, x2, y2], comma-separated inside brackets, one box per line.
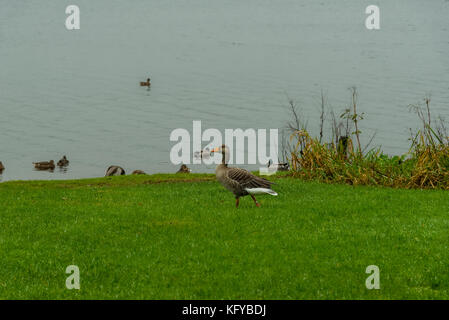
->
[132, 170, 146, 175]
[33, 160, 55, 170]
[177, 164, 191, 173]
[0, 161, 4, 172]
[105, 165, 125, 176]
[140, 78, 151, 87]
[57, 155, 69, 167]
[209, 145, 277, 207]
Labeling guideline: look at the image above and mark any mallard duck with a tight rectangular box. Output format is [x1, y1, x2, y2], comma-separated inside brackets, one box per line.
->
[177, 164, 191, 173]
[33, 160, 55, 170]
[105, 165, 125, 176]
[57, 155, 69, 167]
[132, 170, 146, 175]
[140, 78, 151, 87]
[208, 145, 277, 207]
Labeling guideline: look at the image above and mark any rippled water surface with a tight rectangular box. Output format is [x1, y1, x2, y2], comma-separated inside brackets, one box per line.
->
[1, 0, 448, 181]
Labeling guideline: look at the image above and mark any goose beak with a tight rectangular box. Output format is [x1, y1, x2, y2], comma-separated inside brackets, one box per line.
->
[210, 147, 220, 153]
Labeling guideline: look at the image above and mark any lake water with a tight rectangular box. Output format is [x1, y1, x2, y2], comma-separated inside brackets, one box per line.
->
[1, 0, 448, 181]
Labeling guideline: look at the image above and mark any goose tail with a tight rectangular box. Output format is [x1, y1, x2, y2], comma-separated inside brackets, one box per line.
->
[245, 188, 278, 196]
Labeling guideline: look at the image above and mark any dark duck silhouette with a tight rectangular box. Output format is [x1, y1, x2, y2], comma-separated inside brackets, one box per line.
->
[33, 160, 55, 170]
[140, 78, 151, 87]
[177, 164, 191, 173]
[57, 155, 69, 167]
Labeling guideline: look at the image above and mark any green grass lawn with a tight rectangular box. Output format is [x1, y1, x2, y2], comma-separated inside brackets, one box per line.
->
[1, 173, 449, 299]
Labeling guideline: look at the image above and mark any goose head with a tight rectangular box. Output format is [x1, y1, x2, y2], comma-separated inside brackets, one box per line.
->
[210, 144, 230, 165]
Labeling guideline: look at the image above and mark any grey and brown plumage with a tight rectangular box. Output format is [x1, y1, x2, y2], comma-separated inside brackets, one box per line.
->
[57, 155, 69, 167]
[209, 145, 277, 207]
[132, 170, 146, 175]
[105, 165, 125, 176]
[33, 160, 55, 170]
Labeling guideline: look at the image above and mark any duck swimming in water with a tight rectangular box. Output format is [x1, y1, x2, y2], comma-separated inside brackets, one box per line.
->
[33, 160, 55, 170]
[140, 78, 151, 87]
[57, 155, 69, 167]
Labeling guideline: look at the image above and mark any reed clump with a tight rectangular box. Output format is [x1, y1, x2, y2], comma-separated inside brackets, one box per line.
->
[287, 91, 449, 189]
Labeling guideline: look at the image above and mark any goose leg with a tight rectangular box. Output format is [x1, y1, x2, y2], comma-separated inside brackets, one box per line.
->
[235, 197, 240, 208]
[250, 195, 260, 207]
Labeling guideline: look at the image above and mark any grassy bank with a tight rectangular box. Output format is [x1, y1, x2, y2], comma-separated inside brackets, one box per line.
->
[1, 173, 449, 299]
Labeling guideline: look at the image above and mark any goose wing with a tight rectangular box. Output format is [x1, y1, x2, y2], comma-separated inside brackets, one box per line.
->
[226, 167, 274, 189]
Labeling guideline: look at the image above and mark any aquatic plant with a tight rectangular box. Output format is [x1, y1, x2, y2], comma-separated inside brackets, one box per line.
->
[287, 91, 449, 189]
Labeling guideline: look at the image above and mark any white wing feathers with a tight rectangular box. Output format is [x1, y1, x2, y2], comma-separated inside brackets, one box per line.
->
[245, 188, 278, 196]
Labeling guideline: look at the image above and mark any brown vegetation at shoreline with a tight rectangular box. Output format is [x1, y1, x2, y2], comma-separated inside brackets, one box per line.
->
[287, 89, 449, 189]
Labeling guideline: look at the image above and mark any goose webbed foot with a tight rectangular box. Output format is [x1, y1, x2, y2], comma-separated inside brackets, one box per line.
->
[235, 198, 240, 208]
[250, 195, 260, 207]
